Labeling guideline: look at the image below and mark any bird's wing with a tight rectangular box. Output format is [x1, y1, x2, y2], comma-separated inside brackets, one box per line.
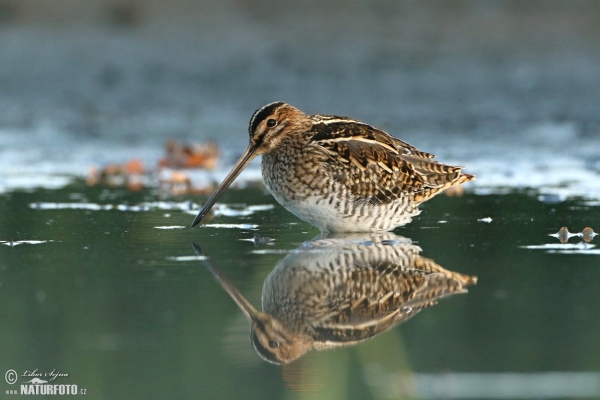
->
[311, 267, 474, 348]
[310, 267, 430, 345]
[307, 119, 467, 204]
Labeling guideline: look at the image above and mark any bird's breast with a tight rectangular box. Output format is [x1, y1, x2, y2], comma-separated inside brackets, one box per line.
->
[261, 147, 329, 201]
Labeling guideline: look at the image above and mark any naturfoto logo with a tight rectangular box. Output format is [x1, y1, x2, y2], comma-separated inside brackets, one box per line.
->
[4, 368, 87, 396]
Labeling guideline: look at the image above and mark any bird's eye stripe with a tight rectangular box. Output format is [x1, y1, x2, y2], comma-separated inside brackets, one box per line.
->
[249, 102, 284, 135]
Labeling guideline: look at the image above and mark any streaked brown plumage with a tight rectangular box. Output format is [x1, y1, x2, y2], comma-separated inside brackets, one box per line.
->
[192, 102, 475, 232]
[196, 234, 477, 364]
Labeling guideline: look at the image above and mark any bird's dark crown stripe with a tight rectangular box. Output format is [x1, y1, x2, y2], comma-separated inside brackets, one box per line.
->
[249, 102, 285, 135]
[251, 330, 280, 364]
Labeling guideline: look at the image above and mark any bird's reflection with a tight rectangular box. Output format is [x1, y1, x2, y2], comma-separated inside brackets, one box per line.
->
[195, 233, 476, 365]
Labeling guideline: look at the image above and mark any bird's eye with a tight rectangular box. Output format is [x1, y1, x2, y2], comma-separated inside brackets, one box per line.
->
[266, 118, 277, 128]
[268, 340, 279, 348]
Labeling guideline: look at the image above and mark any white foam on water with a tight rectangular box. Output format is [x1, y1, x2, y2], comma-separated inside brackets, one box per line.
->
[546, 249, 600, 255]
[166, 255, 207, 261]
[521, 243, 595, 250]
[251, 249, 293, 255]
[30, 202, 114, 211]
[201, 224, 258, 229]
[211, 203, 274, 217]
[0, 240, 53, 247]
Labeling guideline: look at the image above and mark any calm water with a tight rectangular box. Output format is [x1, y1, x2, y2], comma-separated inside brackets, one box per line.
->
[1, 183, 599, 399]
[1, 2, 600, 399]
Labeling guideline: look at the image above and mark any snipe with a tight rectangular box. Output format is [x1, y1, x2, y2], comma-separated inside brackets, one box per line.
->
[195, 234, 477, 364]
[192, 102, 474, 232]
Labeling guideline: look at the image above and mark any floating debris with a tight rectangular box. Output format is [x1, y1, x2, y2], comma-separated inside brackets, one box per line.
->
[159, 139, 219, 169]
[159, 170, 193, 196]
[87, 159, 147, 191]
[581, 227, 598, 243]
[548, 226, 597, 244]
[477, 217, 493, 223]
[527, 226, 598, 253]
[154, 226, 186, 230]
[548, 227, 577, 244]
[86, 140, 220, 195]
[240, 233, 275, 246]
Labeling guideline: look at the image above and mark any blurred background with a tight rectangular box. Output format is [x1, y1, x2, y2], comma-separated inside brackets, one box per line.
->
[1, 0, 599, 195]
[2, 2, 600, 400]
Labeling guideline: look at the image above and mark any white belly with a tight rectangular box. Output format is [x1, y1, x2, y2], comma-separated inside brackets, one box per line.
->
[271, 193, 421, 233]
[261, 154, 420, 232]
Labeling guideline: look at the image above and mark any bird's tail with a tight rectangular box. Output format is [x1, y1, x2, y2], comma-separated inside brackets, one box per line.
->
[413, 171, 475, 204]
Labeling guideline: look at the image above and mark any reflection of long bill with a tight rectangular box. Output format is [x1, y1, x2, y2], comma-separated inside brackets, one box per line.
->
[191, 146, 257, 227]
[192, 244, 260, 321]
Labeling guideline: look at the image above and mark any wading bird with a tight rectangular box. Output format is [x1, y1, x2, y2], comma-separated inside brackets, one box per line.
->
[192, 102, 474, 232]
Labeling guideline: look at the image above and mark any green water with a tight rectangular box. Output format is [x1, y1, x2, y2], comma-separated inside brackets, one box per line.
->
[1, 182, 599, 399]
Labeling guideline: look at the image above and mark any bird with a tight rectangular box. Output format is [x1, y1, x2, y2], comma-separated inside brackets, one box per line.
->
[195, 233, 477, 364]
[191, 102, 475, 232]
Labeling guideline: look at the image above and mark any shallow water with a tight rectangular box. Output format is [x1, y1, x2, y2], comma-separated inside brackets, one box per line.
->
[2, 2, 600, 398]
[1, 183, 599, 399]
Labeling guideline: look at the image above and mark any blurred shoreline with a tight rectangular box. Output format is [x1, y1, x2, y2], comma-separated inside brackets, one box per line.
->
[1, 1, 599, 197]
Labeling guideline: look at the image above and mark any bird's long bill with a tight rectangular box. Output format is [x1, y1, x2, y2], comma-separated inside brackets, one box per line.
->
[215, 274, 260, 323]
[194, 243, 260, 321]
[191, 145, 257, 227]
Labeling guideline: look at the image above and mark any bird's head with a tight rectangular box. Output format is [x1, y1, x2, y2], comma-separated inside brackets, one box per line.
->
[191, 101, 308, 227]
[247, 101, 309, 153]
[249, 312, 311, 365]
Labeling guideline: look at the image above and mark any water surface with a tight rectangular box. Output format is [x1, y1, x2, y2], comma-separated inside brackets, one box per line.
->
[1, 183, 599, 399]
